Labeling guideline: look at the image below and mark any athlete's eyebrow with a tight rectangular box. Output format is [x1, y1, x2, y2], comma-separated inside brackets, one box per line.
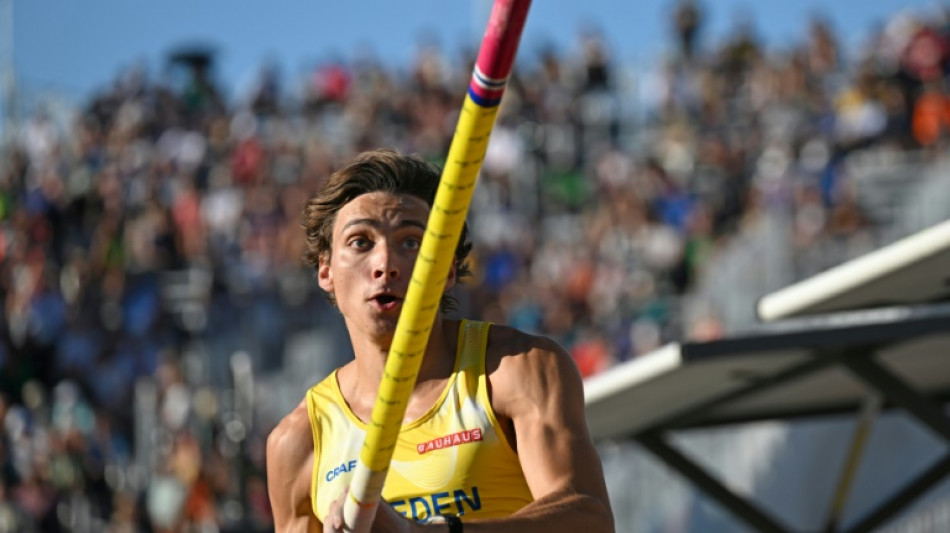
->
[340, 218, 379, 232]
[340, 218, 427, 232]
[398, 220, 427, 231]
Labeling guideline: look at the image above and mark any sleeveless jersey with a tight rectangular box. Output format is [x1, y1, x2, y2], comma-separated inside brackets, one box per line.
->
[306, 320, 534, 522]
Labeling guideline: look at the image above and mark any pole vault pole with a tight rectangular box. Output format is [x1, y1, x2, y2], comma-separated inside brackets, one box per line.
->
[342, 1, 532, 531]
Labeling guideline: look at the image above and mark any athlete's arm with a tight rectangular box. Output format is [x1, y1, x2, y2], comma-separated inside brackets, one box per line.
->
[462, 329, 615, 533]
[267, 401, 323, 533]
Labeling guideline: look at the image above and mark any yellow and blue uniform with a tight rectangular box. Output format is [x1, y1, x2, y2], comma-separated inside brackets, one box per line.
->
[306, 320, 533, 522]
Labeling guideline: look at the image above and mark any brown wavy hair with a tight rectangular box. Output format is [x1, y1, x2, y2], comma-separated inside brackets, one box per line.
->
[302, 148, 472, 310]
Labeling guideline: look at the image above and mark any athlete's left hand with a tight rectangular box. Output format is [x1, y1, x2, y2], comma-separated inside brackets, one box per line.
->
[324, 487, 427, 533]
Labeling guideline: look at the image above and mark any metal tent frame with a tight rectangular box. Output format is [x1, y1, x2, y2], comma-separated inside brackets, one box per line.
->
[586, 219, 950, 532]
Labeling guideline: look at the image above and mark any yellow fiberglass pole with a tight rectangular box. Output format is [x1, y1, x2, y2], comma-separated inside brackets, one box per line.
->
[342, 1, 533, 531]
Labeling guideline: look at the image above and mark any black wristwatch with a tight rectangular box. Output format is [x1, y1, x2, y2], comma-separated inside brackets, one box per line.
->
[444, 514, 463, 533]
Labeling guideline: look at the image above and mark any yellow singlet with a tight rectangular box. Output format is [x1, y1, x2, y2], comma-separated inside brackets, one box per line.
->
[306, 320, 534, 522]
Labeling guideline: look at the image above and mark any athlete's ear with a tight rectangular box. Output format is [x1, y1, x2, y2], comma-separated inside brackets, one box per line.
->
[318, 255, 334, 294]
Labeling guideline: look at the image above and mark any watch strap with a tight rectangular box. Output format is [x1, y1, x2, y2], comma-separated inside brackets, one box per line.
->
[444, 514, 463, 533]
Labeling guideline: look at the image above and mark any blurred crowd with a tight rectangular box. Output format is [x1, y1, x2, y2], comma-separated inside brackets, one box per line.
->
[2, 2, 950, 531]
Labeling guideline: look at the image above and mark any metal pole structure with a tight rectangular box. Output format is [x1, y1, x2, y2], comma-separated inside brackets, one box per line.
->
[823, 393, 882, 532]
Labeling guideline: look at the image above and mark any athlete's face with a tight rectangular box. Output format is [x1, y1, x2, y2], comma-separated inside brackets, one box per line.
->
[319, 191, 452, 342]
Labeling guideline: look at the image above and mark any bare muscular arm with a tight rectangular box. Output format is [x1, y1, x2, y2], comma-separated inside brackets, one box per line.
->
[465, 328, 615, 533]
[267, 401, 323, 533]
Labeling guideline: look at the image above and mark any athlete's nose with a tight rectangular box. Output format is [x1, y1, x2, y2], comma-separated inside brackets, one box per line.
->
[372, 242, 399, 280]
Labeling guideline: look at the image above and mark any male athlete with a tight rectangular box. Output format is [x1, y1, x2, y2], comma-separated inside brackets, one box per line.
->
[266, 149, 614, 533]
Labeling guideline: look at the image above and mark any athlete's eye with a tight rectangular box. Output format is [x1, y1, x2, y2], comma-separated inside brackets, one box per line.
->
[348, 237, 370, 249]
[403, 237, 421, 251]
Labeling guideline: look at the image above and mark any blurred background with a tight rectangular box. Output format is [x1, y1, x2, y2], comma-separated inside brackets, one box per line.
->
[3, 0, 950, 531]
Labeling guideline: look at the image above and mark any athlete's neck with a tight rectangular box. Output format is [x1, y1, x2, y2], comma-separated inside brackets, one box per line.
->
[345, 316, 460, 401]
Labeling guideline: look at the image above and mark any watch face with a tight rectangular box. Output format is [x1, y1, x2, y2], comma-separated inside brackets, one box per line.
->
[422, 514, 462, 532]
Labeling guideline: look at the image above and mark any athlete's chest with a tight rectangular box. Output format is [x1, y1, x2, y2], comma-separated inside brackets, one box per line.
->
[345, 378, 453, 427]
[314, 392, 499, 518]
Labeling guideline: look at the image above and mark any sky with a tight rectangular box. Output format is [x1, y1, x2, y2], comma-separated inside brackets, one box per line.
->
[5, 0, 936, 106]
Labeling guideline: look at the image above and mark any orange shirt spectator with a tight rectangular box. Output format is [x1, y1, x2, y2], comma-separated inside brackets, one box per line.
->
[912, 83, 950, 146]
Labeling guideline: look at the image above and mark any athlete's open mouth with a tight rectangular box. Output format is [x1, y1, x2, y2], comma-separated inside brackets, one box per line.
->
[371, 292, 403, 310]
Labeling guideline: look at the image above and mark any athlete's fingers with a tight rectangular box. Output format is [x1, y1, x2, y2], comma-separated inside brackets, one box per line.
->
[325, 488, 347, 533]
[371, 499, 416, 533]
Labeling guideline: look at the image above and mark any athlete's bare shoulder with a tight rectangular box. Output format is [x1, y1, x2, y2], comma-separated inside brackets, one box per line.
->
[485, 322, 571, 373]
[267, 399, 319, 531]
[484, 323, 580, 414]
[268, 399, 313, 467]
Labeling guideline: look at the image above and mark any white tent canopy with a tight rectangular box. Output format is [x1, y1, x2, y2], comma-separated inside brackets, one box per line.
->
[756, 219, 950, 322]
[585, 219, 950, 532]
